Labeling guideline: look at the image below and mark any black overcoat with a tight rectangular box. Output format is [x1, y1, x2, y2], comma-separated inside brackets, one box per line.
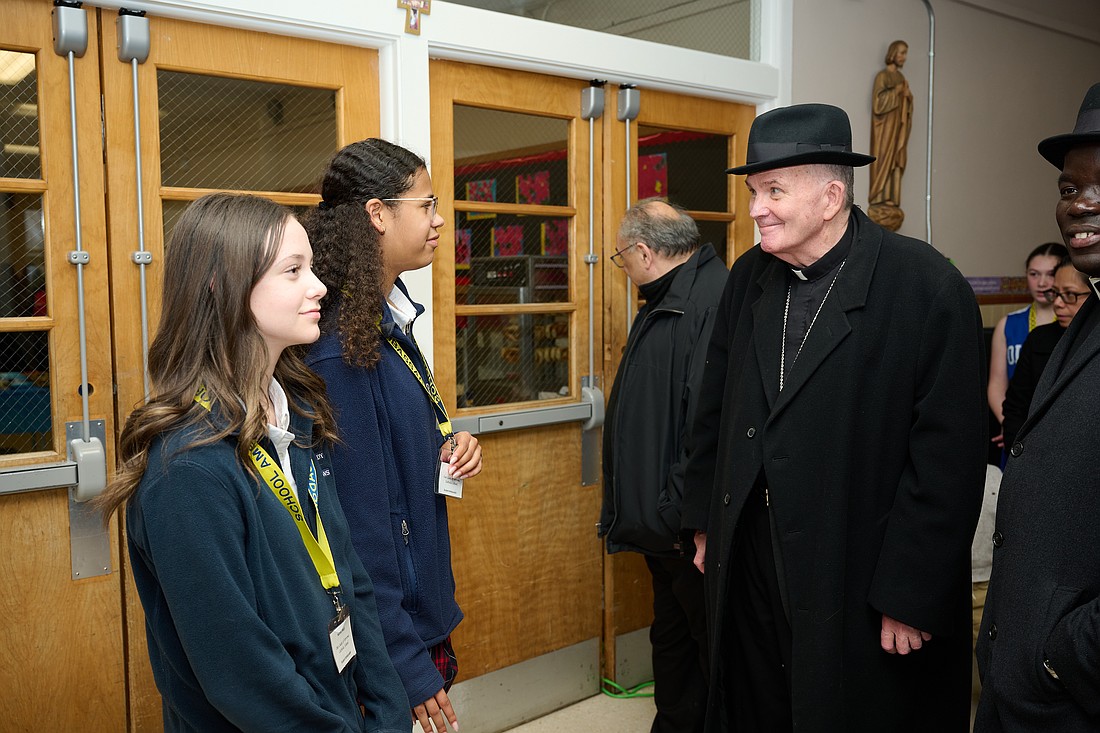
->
[976, 291, 1100, 732]
[681, 209, 987, 732]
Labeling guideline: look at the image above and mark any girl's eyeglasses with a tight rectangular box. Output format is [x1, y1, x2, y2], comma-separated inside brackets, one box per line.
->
[382, 196, 438, 218]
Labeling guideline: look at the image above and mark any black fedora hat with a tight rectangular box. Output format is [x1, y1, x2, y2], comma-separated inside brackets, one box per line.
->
[727, 103, 875, 176]
[1038, 83, 1100, 170]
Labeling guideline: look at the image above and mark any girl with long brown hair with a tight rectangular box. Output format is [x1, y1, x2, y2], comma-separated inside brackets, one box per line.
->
[96, 193, 408, 732]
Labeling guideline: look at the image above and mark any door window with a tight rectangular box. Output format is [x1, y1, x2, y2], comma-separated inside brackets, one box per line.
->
[452, 104, 575, 408]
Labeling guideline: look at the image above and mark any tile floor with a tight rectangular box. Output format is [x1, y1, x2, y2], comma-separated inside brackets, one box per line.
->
[503, 692, 656, 733]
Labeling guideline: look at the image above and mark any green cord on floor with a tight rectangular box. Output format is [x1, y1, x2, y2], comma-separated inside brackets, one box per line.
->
[600, 677, 655, 698]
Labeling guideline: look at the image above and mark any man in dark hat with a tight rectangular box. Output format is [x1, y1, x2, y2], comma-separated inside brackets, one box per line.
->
[681, 103, 986, 732]
[975, 83, 1100, 733]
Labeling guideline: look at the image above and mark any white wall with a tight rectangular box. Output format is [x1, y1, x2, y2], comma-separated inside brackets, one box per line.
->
[792, 0, 1100, 276]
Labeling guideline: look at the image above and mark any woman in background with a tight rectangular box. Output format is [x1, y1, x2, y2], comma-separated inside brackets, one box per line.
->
[96, 193, 407, 733]
[304, 139, 483, 733]
[1001, 257, 1092, 449]
[987, 242, 1066, 449]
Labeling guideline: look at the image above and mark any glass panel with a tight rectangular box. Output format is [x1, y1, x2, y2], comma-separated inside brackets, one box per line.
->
[454, 106, 569, 207]
[445, 0, 757, 61]
[158, 70, 337, 192]
[456, 313, 570, 407]
[638, 127, 730, 212]
[0, 333, 51, 453]
[0, 194, 46, 317]
[455, 213, 570, 305]
[162, 199, 188, 244]
[0, 50, 41, 179]
[696, 220, 730, 265]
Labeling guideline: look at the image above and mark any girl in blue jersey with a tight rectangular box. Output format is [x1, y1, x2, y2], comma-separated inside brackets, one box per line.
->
[96, 193, 407, 732]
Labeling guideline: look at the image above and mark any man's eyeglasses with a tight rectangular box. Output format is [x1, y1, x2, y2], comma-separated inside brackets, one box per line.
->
[382, 196, 438, 218]
[610, 242, 639, 268]
[1046, 289, 1092, 305]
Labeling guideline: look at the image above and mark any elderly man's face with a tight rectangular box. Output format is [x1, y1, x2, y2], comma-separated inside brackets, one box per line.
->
[746, 165, 833, 267]
[1058, 143, 1100, 276]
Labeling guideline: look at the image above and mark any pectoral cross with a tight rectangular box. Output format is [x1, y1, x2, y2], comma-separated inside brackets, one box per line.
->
[397, 0, 431, 35]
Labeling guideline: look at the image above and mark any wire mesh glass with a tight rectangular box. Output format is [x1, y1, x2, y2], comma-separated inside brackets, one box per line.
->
[638, 127, 730, 210]
[445, 0, 757, 61]
[0, 50, 41, 180]
[0, 193, 52, 454]
[456, 312, 570, 407]
[695, 219, 730, 264]
[638, 126, 733, 264]
[454, 106, 570, 207]
[0, 194, 46, 318]
[455, 215, 570, 305]
[452, 104, 575, 409]
[0, 332, 50, 454]
[158, 70, 337, 192]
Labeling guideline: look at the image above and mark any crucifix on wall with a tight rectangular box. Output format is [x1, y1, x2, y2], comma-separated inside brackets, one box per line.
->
[398, 0, 431, 35]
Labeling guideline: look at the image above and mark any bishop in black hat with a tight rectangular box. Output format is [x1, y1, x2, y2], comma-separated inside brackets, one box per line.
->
[681, 102, 987, 733]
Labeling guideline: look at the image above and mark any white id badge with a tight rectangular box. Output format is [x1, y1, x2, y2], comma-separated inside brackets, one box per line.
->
[437, 465, 464, 498]
[328, 606, 356, 673]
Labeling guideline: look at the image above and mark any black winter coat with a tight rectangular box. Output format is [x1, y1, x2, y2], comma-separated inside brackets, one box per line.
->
[600, 243, 728, 556]
[976, 291, 1100, 732]
[681, 209, 987, 733]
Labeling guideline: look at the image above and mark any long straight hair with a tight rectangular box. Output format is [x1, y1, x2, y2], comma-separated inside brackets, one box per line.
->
[96, 193, 337, 520]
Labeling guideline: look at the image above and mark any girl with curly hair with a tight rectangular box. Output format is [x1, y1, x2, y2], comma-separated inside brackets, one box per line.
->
[303, 139, 483, 733]
[96, 192, 408, 732]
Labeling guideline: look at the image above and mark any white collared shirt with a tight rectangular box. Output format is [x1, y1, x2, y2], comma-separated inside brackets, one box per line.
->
[387, 284, 417, 334]
[266, 378, 299, 501]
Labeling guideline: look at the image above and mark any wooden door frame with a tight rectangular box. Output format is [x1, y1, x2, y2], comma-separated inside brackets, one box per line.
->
[0, 2, 123, 730]
[428, 60, 606, 682]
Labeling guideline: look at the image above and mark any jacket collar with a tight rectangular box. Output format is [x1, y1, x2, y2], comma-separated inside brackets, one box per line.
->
[380, 277, 425, 339]
[650, 243, 718, 313]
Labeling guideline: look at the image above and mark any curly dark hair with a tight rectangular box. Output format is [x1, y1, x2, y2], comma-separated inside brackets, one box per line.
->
[302, 139, 426, 368]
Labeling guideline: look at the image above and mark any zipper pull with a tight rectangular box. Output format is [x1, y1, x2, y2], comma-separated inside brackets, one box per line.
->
[401, 519, 410, 545]
[765, 487, 770, 507]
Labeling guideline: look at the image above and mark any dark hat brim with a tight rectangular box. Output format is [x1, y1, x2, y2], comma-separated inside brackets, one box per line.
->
[726, 150, 876, 176]
[1037, 132, 1100, 170]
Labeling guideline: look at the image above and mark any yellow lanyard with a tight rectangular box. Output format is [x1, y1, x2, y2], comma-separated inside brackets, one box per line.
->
[195, 386, 340, 590]
[385, 334, 454, 439]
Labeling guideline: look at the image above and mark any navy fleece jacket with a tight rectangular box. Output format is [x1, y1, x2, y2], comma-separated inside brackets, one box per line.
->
[306, 279, 463, 708]
[127, 403, 409, 732]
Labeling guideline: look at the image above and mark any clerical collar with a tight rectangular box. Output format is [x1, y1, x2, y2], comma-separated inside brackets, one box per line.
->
[789, 214, 856, 282]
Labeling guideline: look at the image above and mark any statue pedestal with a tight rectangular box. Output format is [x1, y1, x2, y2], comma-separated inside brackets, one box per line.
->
[868, 203, 904, 232]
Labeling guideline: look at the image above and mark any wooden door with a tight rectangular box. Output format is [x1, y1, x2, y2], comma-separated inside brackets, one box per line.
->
[601, 88, 755, 678]
[98, 14, 379, 730]
[429, 62, 755, 699]
[2, 5, 379, 730]
[0, 2, 122, 729]
[429, 61, 604, 682]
